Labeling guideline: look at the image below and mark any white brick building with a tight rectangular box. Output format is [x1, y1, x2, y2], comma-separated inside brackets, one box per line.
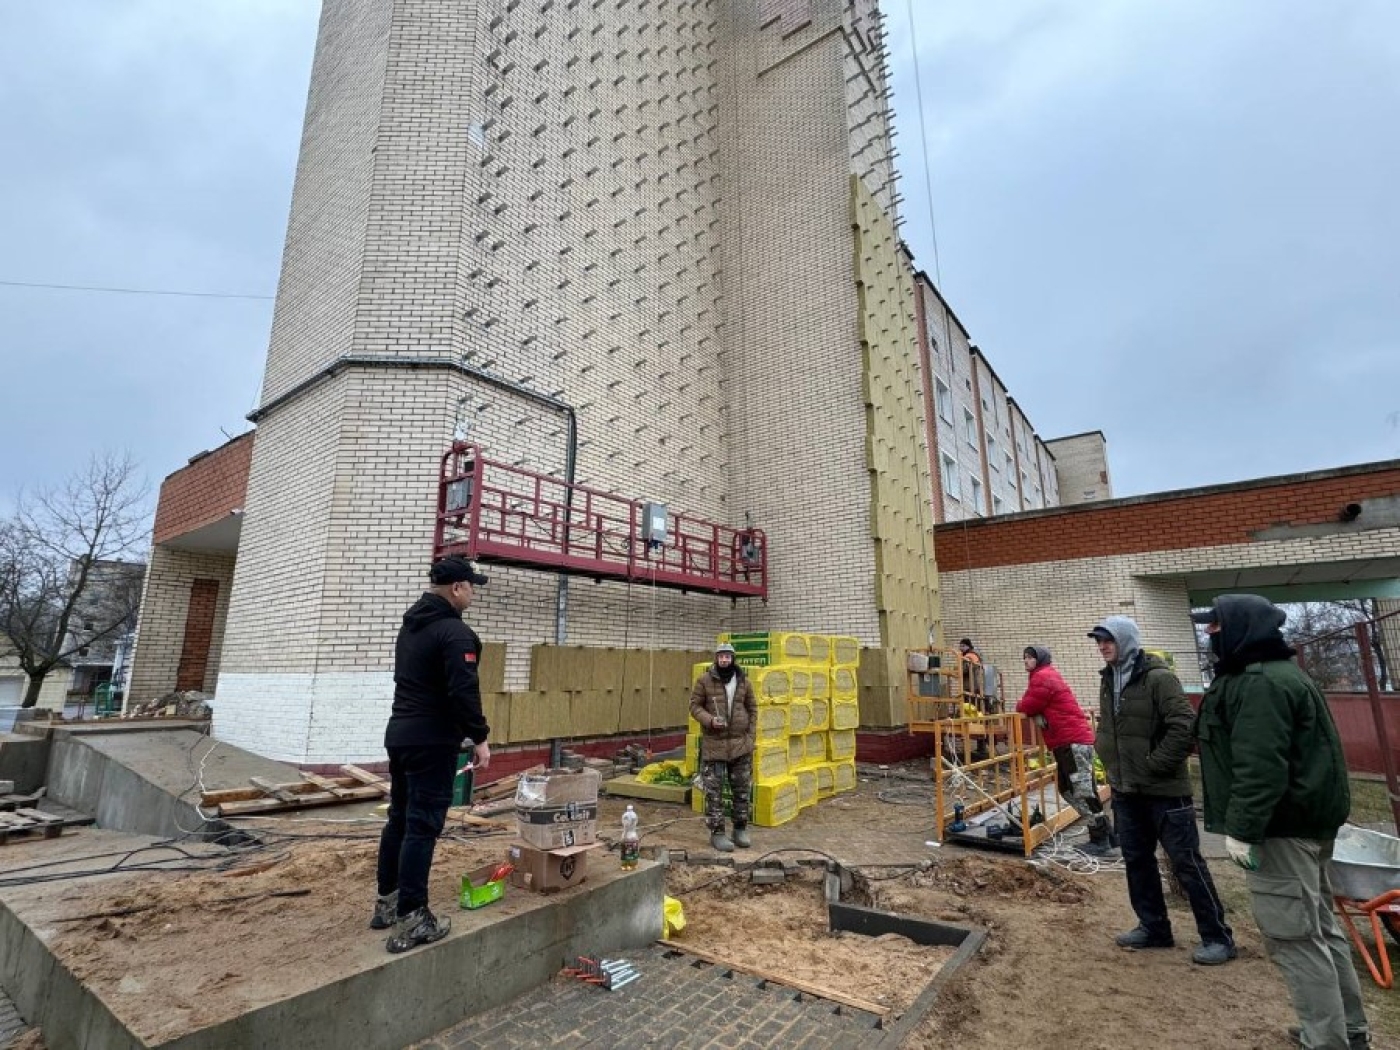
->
[206, 0, 940, 763]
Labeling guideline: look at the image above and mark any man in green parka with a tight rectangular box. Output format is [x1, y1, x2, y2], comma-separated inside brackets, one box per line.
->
[1194, 594, 1369, 1050]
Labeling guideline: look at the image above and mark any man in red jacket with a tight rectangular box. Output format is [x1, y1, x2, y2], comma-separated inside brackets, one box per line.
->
[1016, 645, 1116, 857]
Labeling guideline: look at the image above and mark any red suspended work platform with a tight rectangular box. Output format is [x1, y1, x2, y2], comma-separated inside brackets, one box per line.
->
[433, 443, 768, 599]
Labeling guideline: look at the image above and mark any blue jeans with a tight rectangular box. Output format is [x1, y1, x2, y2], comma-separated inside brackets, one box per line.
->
[1114, 793, 1233, 946]
[376, 745, 457, 915]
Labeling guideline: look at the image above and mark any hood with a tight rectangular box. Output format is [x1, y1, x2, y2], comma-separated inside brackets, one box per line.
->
[1209, 593, 1290, 665]
[1026, 646, 1053, 668]
[403, 592, 460, 633]
[1094, 616, 1141, 665]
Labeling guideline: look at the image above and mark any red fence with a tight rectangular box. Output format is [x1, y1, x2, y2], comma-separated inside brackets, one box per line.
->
[1325, 692, 1400, 777]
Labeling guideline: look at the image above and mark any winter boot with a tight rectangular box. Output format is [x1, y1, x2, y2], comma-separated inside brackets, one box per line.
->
[386, 906, 451, 954]
[732, 825, 751, 849]
[1115, 926, 1174, 949]
[1192, 941, 1238, 966]
[370, 890, 398, 930]
[1081, 817, 1119, 858]
[1288, 1025, 1370, 1048]
[710, 828, 735, 853]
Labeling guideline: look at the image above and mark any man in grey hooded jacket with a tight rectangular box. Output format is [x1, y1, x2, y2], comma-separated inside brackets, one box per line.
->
[1090, 615, 1235, 965]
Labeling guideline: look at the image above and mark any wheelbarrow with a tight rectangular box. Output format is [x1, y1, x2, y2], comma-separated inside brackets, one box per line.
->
[1329, 824, 1400, 989]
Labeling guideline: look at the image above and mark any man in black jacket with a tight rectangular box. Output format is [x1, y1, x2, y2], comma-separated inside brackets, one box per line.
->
[372, 555, 492, 953]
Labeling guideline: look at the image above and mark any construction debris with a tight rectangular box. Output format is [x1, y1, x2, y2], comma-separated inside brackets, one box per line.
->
[0, 787, 44, 811]
[562, 955, 640, 991]
[201, 766, 390, 817]
[0, 807, 66, 845]
[123, 690, 213, 720]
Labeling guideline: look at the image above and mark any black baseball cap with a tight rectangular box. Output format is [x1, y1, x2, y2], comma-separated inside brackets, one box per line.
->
[1190, 608, 1218, 625]
[430, 556, 489, 586]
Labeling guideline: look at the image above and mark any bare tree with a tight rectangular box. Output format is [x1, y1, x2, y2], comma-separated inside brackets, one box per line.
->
[0, 454, 148, 708]
[1283, 599, 1394, 692]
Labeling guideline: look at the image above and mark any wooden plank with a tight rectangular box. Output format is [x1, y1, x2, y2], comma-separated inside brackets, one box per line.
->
[657, 940, 891, 1016]
[339, 765, 391, 795]
[217, 785, 384, 817]
[249, 777, 318, 802]
[199, 787, 268, 805]
[300, 772, 360, 797]
[0, 788, 46, 812]
[603, 774, 690, 804]
[445, 807, 511, 829]
[471, 773, 520, 802]
[13, 808, 62, 825]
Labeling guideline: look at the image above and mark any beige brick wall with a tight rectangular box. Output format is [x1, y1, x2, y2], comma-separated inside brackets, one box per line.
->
[941, 525, 1400, 710]
[1045, 431, 1113, 504]
[217, 0, 921, 761]
[128, 547, 236, 703]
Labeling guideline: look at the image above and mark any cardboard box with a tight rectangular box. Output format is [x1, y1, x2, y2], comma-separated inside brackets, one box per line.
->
[507, 841, 599, 893]
[515, 767, 601, 849]
[459, 862, 509, 910]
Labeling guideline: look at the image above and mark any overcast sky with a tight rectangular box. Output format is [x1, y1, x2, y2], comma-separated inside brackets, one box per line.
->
[1, 2, 1396, 516]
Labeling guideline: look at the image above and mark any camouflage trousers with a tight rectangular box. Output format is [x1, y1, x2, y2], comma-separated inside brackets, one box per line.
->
[701, 757, 752, 832]
[1054, 743, 1105, 822]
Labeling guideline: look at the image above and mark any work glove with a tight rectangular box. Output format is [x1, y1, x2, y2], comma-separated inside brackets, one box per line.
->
[1225, 835, 1259, 871]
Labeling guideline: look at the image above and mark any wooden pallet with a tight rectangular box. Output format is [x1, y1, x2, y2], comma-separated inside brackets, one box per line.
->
[201, 766, 391, 817]
[0, 807, 66, 845]
[0, 788, 47, 812]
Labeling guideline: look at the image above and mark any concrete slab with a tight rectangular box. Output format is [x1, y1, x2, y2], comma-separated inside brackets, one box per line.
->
[42, 725, 321, 841]
[0, 827, 665, 1050]
[0, 732, 50, 795]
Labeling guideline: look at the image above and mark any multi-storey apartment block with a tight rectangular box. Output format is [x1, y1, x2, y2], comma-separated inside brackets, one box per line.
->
[913, 270, 1109, 522]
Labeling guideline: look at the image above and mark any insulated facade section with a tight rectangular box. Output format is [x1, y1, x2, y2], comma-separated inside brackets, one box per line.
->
[853, 176, 940, 724]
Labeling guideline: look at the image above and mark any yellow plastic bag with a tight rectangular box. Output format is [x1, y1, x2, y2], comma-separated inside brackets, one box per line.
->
[663, 895, 686, 939]
[637, 761, 687, 785]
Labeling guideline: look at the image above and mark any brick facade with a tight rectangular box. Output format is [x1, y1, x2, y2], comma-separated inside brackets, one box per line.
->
[207, 0, 932, 763]
[936, 461, 1400, 572]
[913, 275, 1067, 521]
[937, 461, 1400, 705]
[1044, 431, 1111, 505]
[128, 548, 236, 703]
[151, 433, 253, 545]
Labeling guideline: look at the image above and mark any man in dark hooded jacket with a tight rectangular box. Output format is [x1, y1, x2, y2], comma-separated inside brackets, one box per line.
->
[371, 556, 492, 953]
[1194, 594, 1368, 1050]
[1089, 615, 1235, 965]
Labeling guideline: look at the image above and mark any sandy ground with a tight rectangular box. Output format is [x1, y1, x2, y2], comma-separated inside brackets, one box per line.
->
[664, 864, 956, 1015]
[36, 827, 511, 1045]
[5, 770, 1397, 1049]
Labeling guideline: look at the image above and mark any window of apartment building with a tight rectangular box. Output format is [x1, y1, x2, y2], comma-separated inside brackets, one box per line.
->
[935, 379, 953, 424]
[962, 408, 977, 448]
[987, 433, 998, 466]
[969, 476, 984, 515]
[941, 454, 960, 501]
[1021, 470, 1030, 493]
[993, 493, 1004, 515]
[1005, 452, 1014, 476]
